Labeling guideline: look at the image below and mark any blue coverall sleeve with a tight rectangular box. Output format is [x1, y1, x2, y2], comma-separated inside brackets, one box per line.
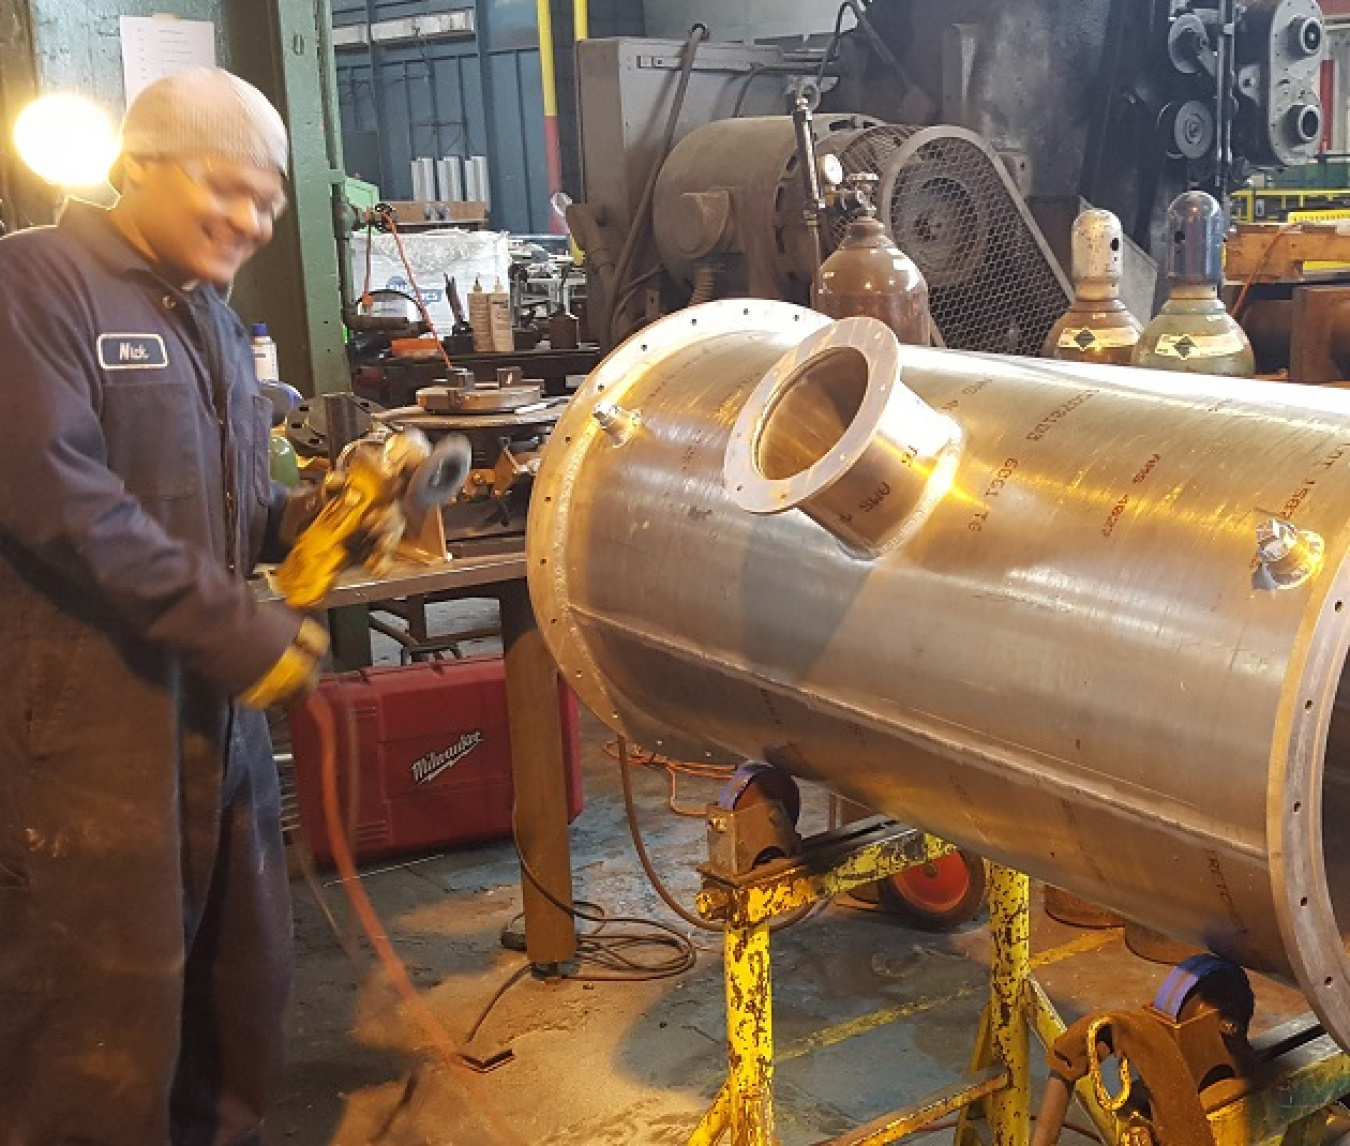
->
[0, 264, 301, 697]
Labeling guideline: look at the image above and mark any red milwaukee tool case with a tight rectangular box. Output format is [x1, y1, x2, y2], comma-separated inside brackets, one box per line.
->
[289, 657, 583, 864]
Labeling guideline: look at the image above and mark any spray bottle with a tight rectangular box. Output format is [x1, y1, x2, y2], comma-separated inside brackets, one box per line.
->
[251, 322, 279, 383]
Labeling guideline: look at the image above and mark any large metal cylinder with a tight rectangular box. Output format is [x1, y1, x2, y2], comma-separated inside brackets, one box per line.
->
[527, 299, 1350, 1047]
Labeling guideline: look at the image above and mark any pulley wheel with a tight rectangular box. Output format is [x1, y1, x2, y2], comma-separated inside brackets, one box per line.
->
[1167, 13, 1209, 74]
[1166, 100, 1216, 161]
[878, 849, 987, 931]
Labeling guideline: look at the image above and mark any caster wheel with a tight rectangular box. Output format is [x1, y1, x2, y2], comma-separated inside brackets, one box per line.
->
[878, 850, 987, 931]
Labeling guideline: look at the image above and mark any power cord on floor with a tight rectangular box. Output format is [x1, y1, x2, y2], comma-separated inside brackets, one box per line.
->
[453, 813, 702, 1049]
[302, 694, 815, 1074]
[511, 809, 699, 981]
[462, 964, 536, 1047]
[299, 694, 703, 1075]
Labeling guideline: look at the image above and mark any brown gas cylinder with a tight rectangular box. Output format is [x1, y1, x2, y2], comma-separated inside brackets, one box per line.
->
[813, 174, 931, 346]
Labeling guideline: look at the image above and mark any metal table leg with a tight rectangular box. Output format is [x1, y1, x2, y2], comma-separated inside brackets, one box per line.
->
[497, 578, 577, 970]
[326, 603, 373, 670]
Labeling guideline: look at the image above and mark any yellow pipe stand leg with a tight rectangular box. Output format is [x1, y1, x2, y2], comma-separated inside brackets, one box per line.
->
[726, 919, 775, 1146]
[689, 1083, 731, 1146]
[986, 865, 1031, 1146]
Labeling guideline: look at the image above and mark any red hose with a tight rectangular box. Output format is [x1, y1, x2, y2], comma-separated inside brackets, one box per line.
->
[311, 691, 528, 1146]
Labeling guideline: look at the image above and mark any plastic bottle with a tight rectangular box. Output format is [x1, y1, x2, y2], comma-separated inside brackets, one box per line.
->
[251, 322, 279, 383]
[488, 278, 514, 352]
[468, 277, 493, 352]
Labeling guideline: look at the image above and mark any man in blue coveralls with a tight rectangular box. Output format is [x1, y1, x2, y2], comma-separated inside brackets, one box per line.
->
[0, 68, 328, 1144]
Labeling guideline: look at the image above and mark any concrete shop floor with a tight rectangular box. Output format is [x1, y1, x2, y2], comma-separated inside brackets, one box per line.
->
[272, 598, 1311, 1145]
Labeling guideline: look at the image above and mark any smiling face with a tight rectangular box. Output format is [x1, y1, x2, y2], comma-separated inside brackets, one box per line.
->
[113, 153, 287, 287]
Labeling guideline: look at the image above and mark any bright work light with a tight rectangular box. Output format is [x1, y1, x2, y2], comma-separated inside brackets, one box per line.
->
[14, 93, 118, 187]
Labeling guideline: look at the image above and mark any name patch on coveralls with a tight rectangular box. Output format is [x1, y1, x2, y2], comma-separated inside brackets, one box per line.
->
[97, 333, 168, 370]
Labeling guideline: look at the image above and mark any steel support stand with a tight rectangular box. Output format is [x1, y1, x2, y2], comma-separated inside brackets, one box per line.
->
[956, 866, 1031, 1146]
[689, 821, 959, 1146]
[690, 819, 1350, 1146]
[986, 866, 1031, 1146]
[725, 920, 775, 1146]
[689, 1084, 732, 1146]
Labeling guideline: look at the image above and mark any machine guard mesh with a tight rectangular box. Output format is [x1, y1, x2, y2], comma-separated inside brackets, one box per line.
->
[822, 125, 1071, 355]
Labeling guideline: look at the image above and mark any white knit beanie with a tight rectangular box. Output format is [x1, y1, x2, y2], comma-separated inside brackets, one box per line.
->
[119, 67, 289, 174]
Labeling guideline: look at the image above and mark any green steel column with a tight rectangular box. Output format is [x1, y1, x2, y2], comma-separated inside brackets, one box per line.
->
[0, 0, 347, 396]
[226, 0, 348, 397]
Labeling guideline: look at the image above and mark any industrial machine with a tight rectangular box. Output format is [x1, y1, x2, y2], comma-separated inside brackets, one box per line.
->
[284, 368, 564, 544]
[527, 298, 1350, 1141]
[374, 368, 567, 542]
[569, 1, 1328, 350]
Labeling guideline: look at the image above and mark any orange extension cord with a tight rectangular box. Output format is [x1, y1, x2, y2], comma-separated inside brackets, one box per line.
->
[359, 205, 456, 374]
[310, 690, 528, 1146]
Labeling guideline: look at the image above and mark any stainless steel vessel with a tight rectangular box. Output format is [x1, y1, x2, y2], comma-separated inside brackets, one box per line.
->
[527, 299, 1350, 1046]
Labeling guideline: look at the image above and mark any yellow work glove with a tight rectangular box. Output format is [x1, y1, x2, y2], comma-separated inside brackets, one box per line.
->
[238, 618, 330, 709]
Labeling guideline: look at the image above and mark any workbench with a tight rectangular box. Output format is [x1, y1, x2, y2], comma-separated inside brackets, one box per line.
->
[256, 540, 577, 971]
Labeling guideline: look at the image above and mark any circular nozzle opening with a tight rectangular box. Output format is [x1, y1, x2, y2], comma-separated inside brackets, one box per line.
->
[725, 316, 961, 558]
[756, 347, 869, 481]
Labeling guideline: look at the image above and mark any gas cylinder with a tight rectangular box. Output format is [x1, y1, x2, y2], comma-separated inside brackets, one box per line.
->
[1132, 190, 1254, 377]
[269, 429, 299, 488]
[813, 173, 931, 346]
[1043, 208, 1143, 365]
